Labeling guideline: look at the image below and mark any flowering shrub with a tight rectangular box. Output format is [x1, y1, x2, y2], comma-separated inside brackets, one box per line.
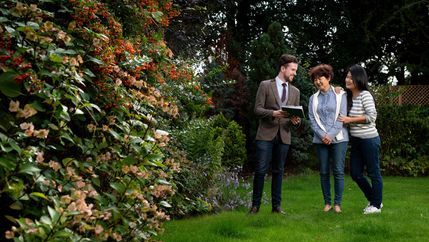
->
[169, 114, 247, 216]
[0, 0, 186, 240]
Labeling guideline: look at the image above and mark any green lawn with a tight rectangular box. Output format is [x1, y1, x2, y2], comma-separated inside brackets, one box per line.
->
[157, 174, 429, 242]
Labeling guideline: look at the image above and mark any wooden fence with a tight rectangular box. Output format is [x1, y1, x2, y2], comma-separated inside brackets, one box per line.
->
[373, 85, 429, 106]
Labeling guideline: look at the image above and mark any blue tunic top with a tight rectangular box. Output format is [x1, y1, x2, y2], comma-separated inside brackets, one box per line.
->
[308, 88, 349, 144]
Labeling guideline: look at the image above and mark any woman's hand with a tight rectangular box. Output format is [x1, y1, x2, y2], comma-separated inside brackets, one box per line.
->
[322, 135, 332, 145]
[338, 115, 352, 124]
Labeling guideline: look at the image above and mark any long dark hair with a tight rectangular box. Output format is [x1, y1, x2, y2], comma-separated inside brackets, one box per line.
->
[346, 64, 376, 114]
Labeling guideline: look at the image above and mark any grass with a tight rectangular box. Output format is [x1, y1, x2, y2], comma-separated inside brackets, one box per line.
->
[157, 174, 429, 242]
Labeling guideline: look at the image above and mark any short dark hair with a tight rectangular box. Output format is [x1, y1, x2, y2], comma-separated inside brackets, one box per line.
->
[277, 54, 298, 72]
[309, 64, 334, 81]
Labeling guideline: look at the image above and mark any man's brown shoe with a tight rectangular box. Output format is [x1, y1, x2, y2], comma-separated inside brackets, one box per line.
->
[248, 206, 259, 214]
[272, 206, 286, 215]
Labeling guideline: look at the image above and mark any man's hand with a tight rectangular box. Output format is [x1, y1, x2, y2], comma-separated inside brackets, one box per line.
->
[272, 110, 285, 118]
[290, 116, 301, 125]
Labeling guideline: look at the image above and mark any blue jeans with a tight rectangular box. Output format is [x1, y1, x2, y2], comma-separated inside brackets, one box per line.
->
[252, 137, 289, 208]
[350, 136, 383, 208]
[316, 142, 348, 205]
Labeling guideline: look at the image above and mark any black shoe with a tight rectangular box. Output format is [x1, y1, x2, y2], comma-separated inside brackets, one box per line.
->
[272, 206, 286, 215]
[248, 206, 259, 214]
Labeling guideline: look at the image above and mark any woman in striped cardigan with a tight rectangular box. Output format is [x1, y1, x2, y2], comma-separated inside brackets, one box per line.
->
[338, 64, 383, 215]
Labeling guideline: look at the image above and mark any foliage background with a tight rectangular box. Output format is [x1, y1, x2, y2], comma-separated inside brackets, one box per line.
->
[1, 1, 428, 241]
[0, 0, 192, 240]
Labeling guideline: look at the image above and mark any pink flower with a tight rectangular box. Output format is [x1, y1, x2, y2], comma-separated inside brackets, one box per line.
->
[33, 129, 49, 139]
[5, 230, 14, 239]
[75, 180, 86, 188]
[20, 122, 34, 130]
[57, 31, 66, 40]
[94, 224, 103, 235]
[49, 160, 61, 172]
[9, 100, 20, 112]
[87, 123, 96, 132]
[36, 151, 44, 163]
[17, 104, 37, 119]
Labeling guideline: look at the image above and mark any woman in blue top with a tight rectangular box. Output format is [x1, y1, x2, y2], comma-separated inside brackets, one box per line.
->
[308, 64, 349, 213]
[338, 64, 383, 214]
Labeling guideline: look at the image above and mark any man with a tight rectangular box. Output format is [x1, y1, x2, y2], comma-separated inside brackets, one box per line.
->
[250, 54, 301, 214]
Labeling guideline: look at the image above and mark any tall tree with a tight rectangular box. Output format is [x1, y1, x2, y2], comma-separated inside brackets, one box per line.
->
[167, 0, 429, 85]
[283, 0, 429, 85]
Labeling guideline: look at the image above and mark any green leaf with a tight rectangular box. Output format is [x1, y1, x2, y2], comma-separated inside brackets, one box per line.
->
[83, 103, 101, 112]
[9, 201, 23, 210]
[146, 153, 163, 162]
[59, 105, 70, 121]
[4, 215, 17, 224]
[122, 156, 138, 165]
[1, 144, 13, 152]
[38, 69, 55, 78]
[55, 230, 73, 238]
[27, 21, 40, 29]
[5, 26, 15, 34]
[61, 157, 74, 166]
[0, 156, 16, 171]
[92, 177, 100, 187]
[9, 140, 21, 153]
[90, 103, 101, 112]
[109, 129, 121, 140]
[87, 56, 104, 65]
[130, 119, 148, 129]
[30, 192, 48, 200]
[74, 108, 84, 115]
[30, 100, 46, 112]
[48, 123, 59, 130]
[83, 68, 95, 77]
[0, 132, 7, 142]
[19, 194, 29, 201]
[48, 206, 60, 222]
[0, 71, 22, 97]
[145, 160, 166, 168]
[73, 70, 86, 85]
[159, 201, 172, 208]
[60, 132, 75, 144]
[156, 179, 171, 185]
[150, 11, 164, 23]
[110, 182, 126, 193]
[40, 215, 52, 225]
[18, 163, 41, 175]
[55, 48, 76, 55]
[0, 112, 14, 132]
[6, 180, 24, 199]
[49, 53, 63, 63]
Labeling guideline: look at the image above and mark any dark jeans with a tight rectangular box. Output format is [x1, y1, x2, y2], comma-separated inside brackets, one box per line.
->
[316, 141, 348, 205]
[350, 136, 383, 208]
[252, 137, 289, 208]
